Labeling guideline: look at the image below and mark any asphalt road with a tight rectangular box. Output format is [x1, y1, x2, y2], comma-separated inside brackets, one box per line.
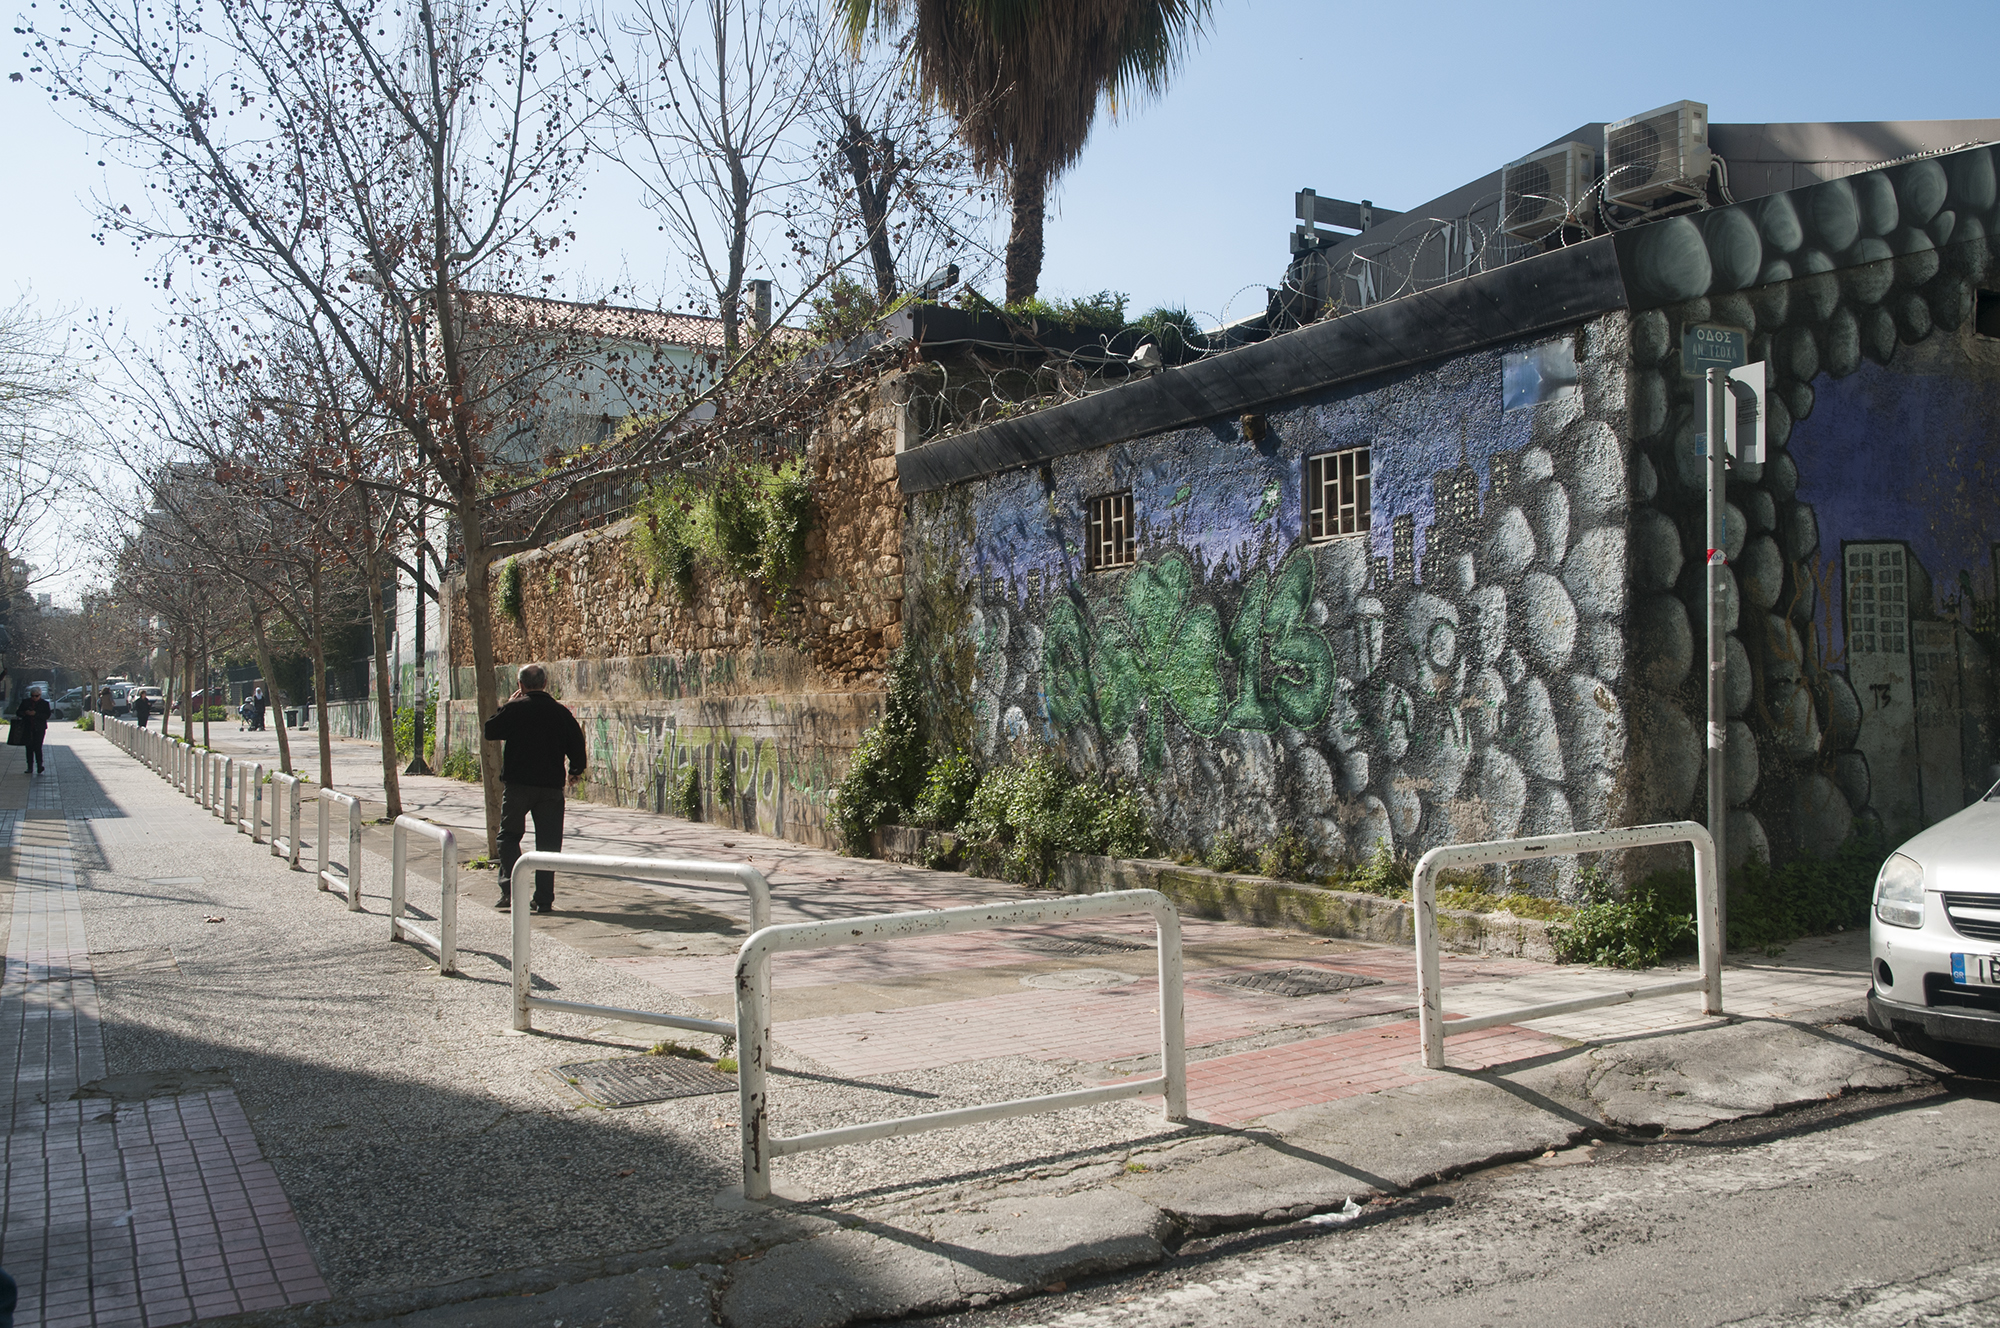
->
[886, 1077, 2000, 1328]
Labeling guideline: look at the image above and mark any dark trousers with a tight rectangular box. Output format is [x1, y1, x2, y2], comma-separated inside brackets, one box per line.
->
[498, 780, 566, 906]
[22, 736, 42, 772]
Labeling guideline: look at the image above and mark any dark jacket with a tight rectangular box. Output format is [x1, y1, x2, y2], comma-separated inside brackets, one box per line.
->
[15, 697, 50, 736]
[482, 691, 586, 788]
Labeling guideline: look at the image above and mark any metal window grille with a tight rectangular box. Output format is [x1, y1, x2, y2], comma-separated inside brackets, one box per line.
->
[1086, 492, 1137, 570]
[1306, 447, 1371, 541]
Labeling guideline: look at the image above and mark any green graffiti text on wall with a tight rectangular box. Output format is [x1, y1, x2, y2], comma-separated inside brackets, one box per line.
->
[1042, 552, 1336, 767]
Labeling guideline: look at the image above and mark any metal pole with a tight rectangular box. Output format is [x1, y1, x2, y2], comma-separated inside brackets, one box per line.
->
[1705, 367, 1730, 946]
[738, 937, 772, 1200]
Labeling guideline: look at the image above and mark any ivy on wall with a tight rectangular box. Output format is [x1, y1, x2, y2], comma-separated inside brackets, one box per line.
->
[631, 459, 816, 602]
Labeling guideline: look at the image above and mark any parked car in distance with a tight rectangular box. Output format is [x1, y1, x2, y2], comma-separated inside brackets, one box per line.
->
[1868, 777, 2000, 1056]
[51, 687, 85, 720]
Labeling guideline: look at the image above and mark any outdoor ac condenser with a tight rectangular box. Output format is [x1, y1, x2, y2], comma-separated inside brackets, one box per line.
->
[1500, 141, 1597, 240]
[1603, 100, 1710, 208]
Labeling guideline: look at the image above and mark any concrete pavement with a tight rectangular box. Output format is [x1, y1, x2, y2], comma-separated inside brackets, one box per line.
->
[0, 724, 1937, 1327]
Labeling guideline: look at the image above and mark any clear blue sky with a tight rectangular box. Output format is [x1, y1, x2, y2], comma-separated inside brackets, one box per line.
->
[7, 0, 2000, 334]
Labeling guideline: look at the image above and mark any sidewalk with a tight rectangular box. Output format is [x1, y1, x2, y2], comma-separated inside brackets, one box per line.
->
[2, 726, 1928, 1328]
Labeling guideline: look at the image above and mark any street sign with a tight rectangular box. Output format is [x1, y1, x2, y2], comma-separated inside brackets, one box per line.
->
[1726, 361, 1766, 464]
[1682, 324, 1747, 378]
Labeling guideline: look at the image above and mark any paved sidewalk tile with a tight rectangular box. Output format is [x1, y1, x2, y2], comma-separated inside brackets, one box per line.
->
[0, 753, 329, 1327]
[1178, 1020, 1563, 1126]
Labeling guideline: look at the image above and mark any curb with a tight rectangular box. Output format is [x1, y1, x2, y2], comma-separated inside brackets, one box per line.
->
[872, 826, 1556, 961]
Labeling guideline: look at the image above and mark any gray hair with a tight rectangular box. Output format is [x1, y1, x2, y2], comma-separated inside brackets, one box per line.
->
[518, 663, 549, 692]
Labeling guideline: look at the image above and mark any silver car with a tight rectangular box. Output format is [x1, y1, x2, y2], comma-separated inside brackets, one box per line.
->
[1868, 779, 2000, 1052]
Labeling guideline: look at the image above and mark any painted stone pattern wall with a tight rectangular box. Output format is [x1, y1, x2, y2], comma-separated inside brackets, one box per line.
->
[441, 377, 909, 847]
[1619, 144, 2000, 859]
[910, 322, 1635, 888]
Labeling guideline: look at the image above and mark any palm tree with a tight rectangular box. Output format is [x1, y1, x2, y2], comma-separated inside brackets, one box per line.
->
[844, 0, 1213, 305]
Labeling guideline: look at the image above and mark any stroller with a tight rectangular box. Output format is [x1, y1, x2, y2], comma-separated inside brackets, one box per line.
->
[238, 699, 253, 732]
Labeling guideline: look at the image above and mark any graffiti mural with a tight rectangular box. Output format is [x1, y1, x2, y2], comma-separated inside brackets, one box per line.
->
[939, 331, 1634, 885]
[1619, 142, 2000, 854]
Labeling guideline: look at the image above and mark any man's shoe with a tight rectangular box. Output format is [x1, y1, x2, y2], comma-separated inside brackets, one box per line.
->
[529, 901, 553, 915]
[495, 894, 511, 912]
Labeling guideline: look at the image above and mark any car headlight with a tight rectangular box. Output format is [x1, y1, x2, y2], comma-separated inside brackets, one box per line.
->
[1874, 853, 1925, 929]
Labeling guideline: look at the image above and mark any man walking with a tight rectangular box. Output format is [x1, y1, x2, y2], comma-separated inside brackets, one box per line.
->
[15, 685, 50, 774]
[250, 686, 268, 732]
[482, 664, 586, 914]
[134, 690, 153, 729]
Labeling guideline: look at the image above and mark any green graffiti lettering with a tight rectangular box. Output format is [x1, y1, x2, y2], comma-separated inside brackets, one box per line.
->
[1223, 554, 1337, 732]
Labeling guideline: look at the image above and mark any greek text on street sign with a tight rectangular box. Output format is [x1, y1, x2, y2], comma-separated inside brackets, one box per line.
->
[1682, 324, 1747, 378]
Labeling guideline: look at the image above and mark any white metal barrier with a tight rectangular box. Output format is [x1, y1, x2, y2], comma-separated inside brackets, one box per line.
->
[237, 762, 264, 842]
[215, 755, 233, 820]
[1414, 820, 1723, 1070]
[732, 889, 1188, 1201]
[317, 788, 364, 910]
[268, 772, 303, 868]
[510, 851, 772, 1035]
[390, 815, 459, 975]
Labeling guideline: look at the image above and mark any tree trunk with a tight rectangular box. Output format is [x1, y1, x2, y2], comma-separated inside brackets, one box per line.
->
[457, 493, 504, 856]
[248, 608, 294, 776]
[432, 573, 453, 772]
[361, 534, 403, 818]
[182, 639, 196, 743]
[1004, 161, 1047, 306]
[842, 114, 899, 300]
[310, 616, 332, 790]
[200, 630, 210, 750]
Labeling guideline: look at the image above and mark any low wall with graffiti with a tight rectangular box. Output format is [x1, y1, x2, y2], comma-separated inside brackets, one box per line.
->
[439, 685, 881, 848]
[907, 317, 1637, 888]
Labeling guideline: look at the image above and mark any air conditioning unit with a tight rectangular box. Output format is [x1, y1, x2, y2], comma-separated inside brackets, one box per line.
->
[1501, 141, 1597, 240]
[1603, 100, 1709, 208]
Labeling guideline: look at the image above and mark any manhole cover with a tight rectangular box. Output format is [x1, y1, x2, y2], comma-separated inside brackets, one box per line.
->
[554, 1056, 737, 1108]
[1214, 968, 1384, 998]
[1011, 934, 1153, 958]
[1019, 968, 1134, 991]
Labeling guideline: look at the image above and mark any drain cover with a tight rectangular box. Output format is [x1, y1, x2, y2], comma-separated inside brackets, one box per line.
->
[1011, 934, 1153, 958]
[1214, 968, 1383, 998]
[554, 1055, 737, 1108]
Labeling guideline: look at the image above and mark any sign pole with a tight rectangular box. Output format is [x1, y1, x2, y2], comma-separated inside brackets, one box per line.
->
[1704, 366, 1730, 945]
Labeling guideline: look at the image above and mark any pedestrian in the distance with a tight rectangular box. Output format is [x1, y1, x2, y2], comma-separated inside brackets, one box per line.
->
[12, 686, 50, 774]
[482, 663, 585, 915]
[250, 686, 268, 732]
[134, 690, 153, 729]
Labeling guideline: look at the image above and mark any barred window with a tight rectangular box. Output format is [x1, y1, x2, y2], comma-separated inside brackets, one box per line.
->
[1306, 446, 1371, 540]
[1086, 491, 1137, 571]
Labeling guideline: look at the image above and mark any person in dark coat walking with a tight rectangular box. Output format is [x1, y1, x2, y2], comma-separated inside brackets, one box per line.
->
[16, 686, 51, 773]
[133, 690, 153, 728]
[482, 664, 586, 914]
[250, 686, 268, 731]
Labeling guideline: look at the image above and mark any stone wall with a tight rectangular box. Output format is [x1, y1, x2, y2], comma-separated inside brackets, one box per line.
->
[438, 374, 912, 848]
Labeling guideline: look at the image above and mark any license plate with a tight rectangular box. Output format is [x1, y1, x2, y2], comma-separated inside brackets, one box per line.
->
[1950, 953, 2000, 987]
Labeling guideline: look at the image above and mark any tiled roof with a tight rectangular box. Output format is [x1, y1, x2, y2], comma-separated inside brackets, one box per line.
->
[458, 291, 807, 349]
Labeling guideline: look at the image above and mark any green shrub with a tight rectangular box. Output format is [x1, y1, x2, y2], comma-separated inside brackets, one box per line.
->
[955, 752, 1151, 884]
[200, 705, 231, 721]
[716, 749, 736, 805]
[1551, 872, 1697, 968]
[1204, 832, 1249, 874]
[912, 752, 979, 829]
[74, 712, 94, 731]
[1133, 306, 1203, 361]
[629, 460, 816, 598]
[497, 557, 524, 623]
[440, 747, 480, 782]
[633, 475, 701, 602]
[829, 649, 927, 855]
[674, 763, 701, 820]
[1342, 844, 1413, 898]
[392, 704, 423, 758]
[1004, 290, 1129, 332]
[1256, 828, 1310, 881]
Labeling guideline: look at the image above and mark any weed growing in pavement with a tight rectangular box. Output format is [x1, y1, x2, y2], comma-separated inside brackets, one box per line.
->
[646, 1040, 708, 1060]
[440, 748, 480, 782]
[713, 1057, 738, 1074]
